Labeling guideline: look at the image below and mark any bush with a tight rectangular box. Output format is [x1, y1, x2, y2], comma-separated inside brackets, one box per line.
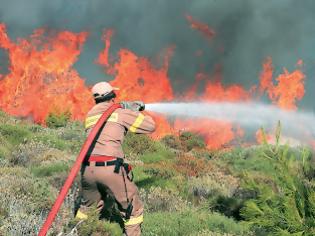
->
[123, 133, 158, 159]
[31, 162, 70, 177]
[9, 141, 49, 166]
[71, 207, 123, 236]
[33, 133, 68, 150]
[175, 154, 212, 177]
[140, 144, 175, 164]
[0, 124, 31, 146]
[46, 111, 71, 128]
[161, 134, 182, 150]
[179, 132, 205, 151]
[237, 137, 315, 235]
[140, 187, 187, 212]
[142, 210, 251, 236]
[144, 162, 177, 179]
[188, 173, 239, 200]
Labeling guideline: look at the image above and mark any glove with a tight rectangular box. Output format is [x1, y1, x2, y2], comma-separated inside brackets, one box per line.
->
[120, 101, 145, 111]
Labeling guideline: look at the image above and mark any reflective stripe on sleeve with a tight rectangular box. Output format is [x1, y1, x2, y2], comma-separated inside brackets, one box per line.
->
[85, 114, 102, 129]
[129, 114, 145, 132]
[107, 112, 119, 122]
[85, 113, 118, 129]
[124, 214, 144, 226]
[75, 210, 88, 220]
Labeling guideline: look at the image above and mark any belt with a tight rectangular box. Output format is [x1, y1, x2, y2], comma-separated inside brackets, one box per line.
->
[89, 155, 117, 162]
[86, 155, 117, 166]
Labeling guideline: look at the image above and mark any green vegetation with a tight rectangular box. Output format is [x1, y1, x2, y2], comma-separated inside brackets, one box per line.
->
[0, 112, 314, 235]
[46, 111, 71, 128]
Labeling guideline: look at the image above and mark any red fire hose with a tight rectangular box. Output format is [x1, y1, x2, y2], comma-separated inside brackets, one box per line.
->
[38, 103, 122, 236]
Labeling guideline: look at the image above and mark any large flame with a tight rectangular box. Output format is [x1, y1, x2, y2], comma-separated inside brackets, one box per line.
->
[0, 19, 309, 149]
[259, 57, 305, 110]
[0, 24, 93, 124]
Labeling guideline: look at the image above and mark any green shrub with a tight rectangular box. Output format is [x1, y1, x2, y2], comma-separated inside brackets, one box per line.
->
[140, 144, 175, 164]
[123, 133, 158, 158]
[188, 173, 239, 200]
[179, 132, 205, 151]
[240, 145, 315, 235]
[46, 111, 71, 128]
[235, 125, 315, 236]
[142, 210, 251, 236]
[31, 162, 70, 177]
[0, 124, 31, 146]
[161, 134, 182, 150]
[33, 134, 68, 150]
[9, 141, 49, 166]
[175, 154, 212, 177]
[140, 186, 187, 212]
[72, 207, 122, 236]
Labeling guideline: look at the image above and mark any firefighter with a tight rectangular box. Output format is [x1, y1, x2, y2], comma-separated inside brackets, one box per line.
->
[76, 82, 156, 236]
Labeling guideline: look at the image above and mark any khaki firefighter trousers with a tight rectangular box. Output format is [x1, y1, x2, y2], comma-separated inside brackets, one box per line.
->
[78, 163, 143, 236]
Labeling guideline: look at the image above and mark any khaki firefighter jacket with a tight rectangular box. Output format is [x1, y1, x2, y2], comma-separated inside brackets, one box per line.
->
[84, 101, 156, 158]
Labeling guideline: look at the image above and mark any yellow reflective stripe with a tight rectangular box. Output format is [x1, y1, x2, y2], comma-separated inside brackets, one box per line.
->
[129, 114, 145, 132]
[124, 215, 144, 226]
[108, 112, 118, 122]
[85, 112, 118, 129]
[85, 114, 102, 129]
[75, 210, 88, 220]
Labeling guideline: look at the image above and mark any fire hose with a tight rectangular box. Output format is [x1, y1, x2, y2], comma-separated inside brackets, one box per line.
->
[38, 103, 122, 236]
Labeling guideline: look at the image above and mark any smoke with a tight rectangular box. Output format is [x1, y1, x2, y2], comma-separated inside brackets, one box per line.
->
[0, 0, 314, 109]
[146, 102, 315, 144]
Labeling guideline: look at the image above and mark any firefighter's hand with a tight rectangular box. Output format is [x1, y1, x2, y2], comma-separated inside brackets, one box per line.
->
[121, 101, 145, 111]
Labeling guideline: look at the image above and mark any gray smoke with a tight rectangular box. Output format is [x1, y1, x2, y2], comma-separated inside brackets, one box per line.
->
[146, 102, 315, 145]
[0, 0, 314, 110]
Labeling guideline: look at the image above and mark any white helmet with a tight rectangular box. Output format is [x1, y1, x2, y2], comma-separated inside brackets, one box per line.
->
[91, 82, 119, 98]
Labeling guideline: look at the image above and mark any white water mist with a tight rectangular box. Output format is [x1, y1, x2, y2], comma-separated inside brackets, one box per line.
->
[146, 102, 315, 144]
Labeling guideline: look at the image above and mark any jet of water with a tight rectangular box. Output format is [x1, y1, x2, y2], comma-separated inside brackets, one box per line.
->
[146, 102, 315, 143]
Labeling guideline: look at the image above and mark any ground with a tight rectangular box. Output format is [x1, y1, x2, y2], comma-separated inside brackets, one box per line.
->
[0, 111, 314, 236]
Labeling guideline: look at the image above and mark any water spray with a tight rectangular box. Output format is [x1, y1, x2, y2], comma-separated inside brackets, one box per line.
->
[146, 102, 315, 143]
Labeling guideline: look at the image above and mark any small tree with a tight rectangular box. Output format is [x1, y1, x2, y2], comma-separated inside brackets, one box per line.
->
[241, 122, 315, 235]
[46, 111, 71, 128]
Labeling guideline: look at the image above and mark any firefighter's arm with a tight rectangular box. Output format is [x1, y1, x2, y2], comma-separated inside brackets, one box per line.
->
[121, 109, 156, 134]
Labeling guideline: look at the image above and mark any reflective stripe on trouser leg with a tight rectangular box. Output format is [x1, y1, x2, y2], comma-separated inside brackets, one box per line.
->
[124, 214, 143, 226]
[75, 209, 88, 220]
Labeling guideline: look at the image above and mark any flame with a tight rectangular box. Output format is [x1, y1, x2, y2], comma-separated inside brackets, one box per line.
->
[97, 33, 174, 103]
[0, 22, 311, 149]
[259, 57, 305, 110]
[0, 24, 93, 124]
[174, 118, 239, 149]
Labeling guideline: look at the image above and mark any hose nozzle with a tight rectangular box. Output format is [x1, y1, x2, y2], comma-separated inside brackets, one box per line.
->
[121, 101, 145, 111]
